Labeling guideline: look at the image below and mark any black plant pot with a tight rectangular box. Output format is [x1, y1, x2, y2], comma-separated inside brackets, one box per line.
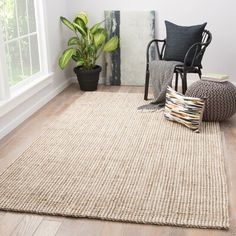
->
[74, 65, 102, 91]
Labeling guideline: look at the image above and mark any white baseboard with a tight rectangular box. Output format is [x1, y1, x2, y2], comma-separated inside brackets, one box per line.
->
[71, 76, 77, 83]
[0, 78, 72, 140]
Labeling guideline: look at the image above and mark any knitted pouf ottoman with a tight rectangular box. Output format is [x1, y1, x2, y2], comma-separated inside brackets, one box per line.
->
[186, 80, 236, 121]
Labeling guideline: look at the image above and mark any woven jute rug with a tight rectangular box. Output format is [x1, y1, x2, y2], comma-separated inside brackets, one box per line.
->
[0, 92, 229, 229]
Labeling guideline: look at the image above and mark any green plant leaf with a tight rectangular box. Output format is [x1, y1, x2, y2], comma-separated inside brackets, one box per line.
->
[72, 55, 78, 61]
[94, 32, 106, 48]
[59, 48, 76, 70]
[96, 28, 107, 36]
[72, 50, 82, 61]
[76, 11, 88, 25]
[60, 16, 75, 32]
[90, 21, 104, 34]
[76, 60, 84, 67]
[87, 45, 96, 55]
[74, 17, 87, 32]
[74, 23, 87, 36]
[103, 36, 119, 52]
[68, 37, 80, 46]
[85, 29, 93, 45]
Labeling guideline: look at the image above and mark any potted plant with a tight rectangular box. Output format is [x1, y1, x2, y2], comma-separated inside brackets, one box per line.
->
[58, 11, 119, 91]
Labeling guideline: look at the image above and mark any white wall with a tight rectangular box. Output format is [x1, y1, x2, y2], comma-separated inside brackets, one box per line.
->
[68, 0, 236, 81]
[0, 0, 72, 139]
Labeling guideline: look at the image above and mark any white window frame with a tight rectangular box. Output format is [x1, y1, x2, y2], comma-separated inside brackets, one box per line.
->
[0, 24, 10, 100]
[0, 0, 50, 100]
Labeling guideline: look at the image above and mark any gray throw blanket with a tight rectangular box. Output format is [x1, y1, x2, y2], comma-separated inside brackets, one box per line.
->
[138, 60, 182, 111]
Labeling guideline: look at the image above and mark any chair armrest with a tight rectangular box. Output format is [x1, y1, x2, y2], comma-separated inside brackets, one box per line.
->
[146, 39, 166, 64]
[144, 39, 165, 101]
[183, 41, 208, 68]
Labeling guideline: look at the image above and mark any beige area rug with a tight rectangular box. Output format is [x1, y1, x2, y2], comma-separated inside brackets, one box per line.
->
[0, 92, 229, 229]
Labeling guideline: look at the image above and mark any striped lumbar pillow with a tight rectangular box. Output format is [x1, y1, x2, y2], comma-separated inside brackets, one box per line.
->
[164, 86, 205, 133]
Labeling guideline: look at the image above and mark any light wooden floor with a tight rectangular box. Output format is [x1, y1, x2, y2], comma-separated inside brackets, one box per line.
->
[0, 84, 235, 236]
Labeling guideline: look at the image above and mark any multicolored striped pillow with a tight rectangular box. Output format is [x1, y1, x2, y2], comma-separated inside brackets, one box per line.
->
[164, 86, 205, 133]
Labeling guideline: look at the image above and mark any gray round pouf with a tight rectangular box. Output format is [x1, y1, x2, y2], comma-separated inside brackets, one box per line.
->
[186, 80, 236, 121]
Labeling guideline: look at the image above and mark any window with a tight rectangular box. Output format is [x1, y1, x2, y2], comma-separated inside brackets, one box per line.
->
[0, 0, 47, 97]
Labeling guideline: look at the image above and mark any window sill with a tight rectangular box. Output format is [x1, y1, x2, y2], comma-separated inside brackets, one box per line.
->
[0, 72, 54, 118]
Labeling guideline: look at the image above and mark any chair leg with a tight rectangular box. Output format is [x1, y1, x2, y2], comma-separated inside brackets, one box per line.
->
[182, 72, 187, 94]
[185, 73, 188, 93]
[144, 69, 150, 100]
[175, 72, 179, 91]
[198, 70, 202, 79]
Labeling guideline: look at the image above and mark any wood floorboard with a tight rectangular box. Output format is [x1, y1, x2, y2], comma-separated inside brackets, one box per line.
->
[0, 213, 24, 236]
[0, 84, 235, 236]
[11, 215, 43, 236]
[33, 220, 61, 236]
[100, 221, 123, 236]
[55, 219, 82, 236]
[56, 219, 105, 236]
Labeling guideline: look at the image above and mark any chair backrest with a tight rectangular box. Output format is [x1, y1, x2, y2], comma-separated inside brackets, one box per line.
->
[202, 30, 212, 45]
[195, 30, 212, 66]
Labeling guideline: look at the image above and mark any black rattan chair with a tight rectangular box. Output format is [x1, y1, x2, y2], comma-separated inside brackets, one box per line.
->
[144, 30, 212, 100]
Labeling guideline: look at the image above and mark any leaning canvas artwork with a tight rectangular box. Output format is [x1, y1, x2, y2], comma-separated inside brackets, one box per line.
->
[104, 11, 156, 86]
